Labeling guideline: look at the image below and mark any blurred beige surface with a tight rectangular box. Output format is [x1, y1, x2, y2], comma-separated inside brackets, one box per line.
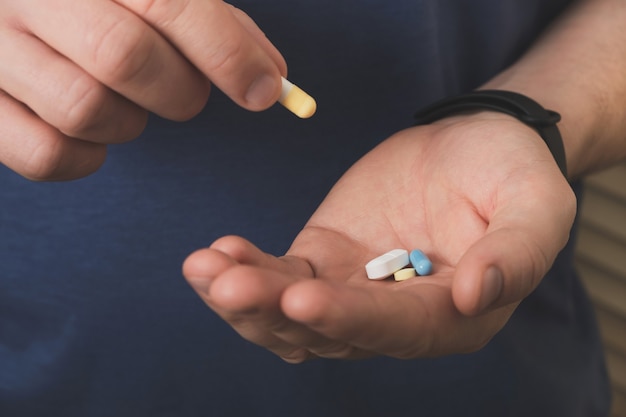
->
[575, 163, 626, 417]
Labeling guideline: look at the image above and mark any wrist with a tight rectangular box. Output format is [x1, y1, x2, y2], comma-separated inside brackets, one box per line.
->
[414, 90, 568, 178]
[481, 73, 595, 180]
[478, 0, 626, 179]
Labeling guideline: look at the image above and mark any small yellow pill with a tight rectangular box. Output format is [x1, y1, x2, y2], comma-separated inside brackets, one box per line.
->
[394, 268, 417, 281]
[278, 77, 316, 118]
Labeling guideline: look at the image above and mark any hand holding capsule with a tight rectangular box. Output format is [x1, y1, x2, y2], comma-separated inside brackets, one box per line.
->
[0, 0, 286, 180]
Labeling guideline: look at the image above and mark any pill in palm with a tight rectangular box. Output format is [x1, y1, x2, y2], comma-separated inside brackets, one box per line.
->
[394, 268, 417, 281]
[365, 249, 409, 280]
[409, 249, 432, 275]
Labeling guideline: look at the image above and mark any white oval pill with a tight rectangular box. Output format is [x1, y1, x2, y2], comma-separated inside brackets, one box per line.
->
[365, 249, 409, 280]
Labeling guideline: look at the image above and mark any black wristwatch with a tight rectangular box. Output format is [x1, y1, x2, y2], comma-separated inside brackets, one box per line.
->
[413, 90, 568, 178]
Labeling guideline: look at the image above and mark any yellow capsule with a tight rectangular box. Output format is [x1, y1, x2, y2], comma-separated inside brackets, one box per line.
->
[278, 77, 316, 118]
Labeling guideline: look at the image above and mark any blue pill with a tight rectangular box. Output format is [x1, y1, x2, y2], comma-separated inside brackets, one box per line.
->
[409, 249, 432, 276]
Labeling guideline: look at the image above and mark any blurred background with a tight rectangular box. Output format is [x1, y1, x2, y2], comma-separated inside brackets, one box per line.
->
[576, 162, 626, 417]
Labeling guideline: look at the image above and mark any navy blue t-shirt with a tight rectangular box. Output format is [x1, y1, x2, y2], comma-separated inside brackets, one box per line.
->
[1, 1, 611, 416]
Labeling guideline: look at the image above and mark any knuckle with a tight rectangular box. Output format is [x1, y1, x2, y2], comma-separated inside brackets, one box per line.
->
[21, 136, 105, 181]
[22, 140, 64, 181]
[128, 0, 243, 77]
[127, 0, 191, 27]
[55, 75, 147, 145]
[21, 134, 79, 181]
[0, 92, 105, 181]
[57, 75, 108, 137]
[204, 34, 245, 76]
[279, 348, 312, 364]
[90, 17, 156, 87]
[170, 84, 210, 121]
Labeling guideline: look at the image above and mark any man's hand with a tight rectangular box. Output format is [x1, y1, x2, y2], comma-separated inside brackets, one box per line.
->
[183, 112, 576, 362]
[0, 0, 286, 180]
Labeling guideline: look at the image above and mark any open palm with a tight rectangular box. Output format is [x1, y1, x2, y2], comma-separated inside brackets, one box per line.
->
[183, 113, 576, 362]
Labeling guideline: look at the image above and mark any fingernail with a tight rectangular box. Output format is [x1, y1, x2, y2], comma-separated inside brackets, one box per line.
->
[479, 267, 503, 312]
[245, 74, 279, 108]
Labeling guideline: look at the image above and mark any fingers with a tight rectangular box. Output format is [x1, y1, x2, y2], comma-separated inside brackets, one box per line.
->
[226, 5, 288, 78]
[184, 248, 301, 356]
[281, 278, 499, 358]
[183, 237, 370, 362]
[0, 28, 147, 143]
[0, 90, 107, 180]
[210, 266, 367, 362]
[183, 235, 306, 295]
[0, 0, 286, 179]
[13, 0, 210, 120]
[182, 237, 505, 360]
[452, 179, 577, 316]
[115, 0, 286, 110]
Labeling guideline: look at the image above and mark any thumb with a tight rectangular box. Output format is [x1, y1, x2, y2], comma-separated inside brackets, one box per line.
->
[451, 228, 547, 316]
[117, 0, 285, 110]
[452, 189, 576, 316]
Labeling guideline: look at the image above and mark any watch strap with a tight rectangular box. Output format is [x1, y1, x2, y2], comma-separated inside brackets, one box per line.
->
[413, 90, 567, 177]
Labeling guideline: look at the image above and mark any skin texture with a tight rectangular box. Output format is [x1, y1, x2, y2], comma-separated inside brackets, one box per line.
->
[1, 0, 625, 362]
[183, 113, 576, 362]
[0, 0, 286, 180]
[483, 0, 626, 179]
[183, 0, 626, 362]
